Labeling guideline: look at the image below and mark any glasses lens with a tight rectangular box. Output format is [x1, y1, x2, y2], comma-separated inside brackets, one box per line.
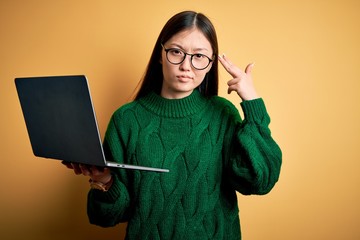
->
[166, 48, 211, 70]
[166, 49, 185, 64]
[191, 54, 211, 70]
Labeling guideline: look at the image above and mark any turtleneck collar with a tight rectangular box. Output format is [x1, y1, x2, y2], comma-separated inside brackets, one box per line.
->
[138, 90, 208, 118]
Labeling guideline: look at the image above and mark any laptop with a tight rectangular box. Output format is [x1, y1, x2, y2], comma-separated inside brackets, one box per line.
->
[15, 75, 169, 173]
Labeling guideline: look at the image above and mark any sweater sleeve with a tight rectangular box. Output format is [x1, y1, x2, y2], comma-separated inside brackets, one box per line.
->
[87, 113, 132, 227]
[226, 98, 282, 195]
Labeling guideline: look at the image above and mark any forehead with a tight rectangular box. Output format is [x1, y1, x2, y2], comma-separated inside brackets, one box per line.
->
[165, 28, 212, 52]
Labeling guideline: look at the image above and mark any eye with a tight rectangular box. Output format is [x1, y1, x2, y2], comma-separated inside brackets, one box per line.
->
[169, 48, 184, 56]
[193, 53, 206, 59]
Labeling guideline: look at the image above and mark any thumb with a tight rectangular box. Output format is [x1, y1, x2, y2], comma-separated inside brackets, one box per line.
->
[245, 62, 255, 74]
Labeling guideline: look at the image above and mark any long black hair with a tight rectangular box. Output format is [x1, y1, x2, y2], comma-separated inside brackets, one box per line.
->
[134, 11, 219, 100]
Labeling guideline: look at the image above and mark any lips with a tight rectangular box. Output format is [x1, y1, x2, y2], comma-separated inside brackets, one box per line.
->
[176, 75, 193, 81]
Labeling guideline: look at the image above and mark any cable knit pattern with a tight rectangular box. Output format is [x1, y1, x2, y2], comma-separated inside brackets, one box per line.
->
[87, 90, 282, 240]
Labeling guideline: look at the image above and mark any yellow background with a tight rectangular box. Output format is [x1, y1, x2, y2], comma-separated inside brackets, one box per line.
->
[1, 0, 360, 239]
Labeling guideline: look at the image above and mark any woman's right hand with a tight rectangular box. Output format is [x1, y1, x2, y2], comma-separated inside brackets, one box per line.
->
[62, 161, 112, 185]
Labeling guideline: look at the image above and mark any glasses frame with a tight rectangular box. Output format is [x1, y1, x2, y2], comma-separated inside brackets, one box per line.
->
[161, 44, 213, 70]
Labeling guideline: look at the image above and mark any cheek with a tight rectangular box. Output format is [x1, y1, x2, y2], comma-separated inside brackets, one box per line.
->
[162, 59, 177, 74]
[161, 61, 174, 81]
[195, 71, 208, 83]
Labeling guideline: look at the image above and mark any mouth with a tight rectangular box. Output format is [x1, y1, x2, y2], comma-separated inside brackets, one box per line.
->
[176, 75, 193, 81]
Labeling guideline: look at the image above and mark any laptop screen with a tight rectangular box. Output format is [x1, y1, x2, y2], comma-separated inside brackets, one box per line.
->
[15, 75, 106, 166]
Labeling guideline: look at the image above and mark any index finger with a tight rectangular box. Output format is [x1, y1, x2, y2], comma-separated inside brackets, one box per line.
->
[218, 54, 242, 78]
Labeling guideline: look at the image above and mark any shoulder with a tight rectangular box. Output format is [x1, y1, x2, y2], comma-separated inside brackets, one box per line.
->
[209, 95, 239, 114]
[110, 100, 140, 122]
[206, 95, 242, 122]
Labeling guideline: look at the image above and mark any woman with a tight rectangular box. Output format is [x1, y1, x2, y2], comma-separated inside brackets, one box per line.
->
[65, 10, 282, 239]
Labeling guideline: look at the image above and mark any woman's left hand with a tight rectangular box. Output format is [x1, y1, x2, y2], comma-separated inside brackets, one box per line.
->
[218, 54, 259, 101]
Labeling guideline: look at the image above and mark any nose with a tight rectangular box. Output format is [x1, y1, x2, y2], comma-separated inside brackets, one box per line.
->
[180, 54, 192, 70]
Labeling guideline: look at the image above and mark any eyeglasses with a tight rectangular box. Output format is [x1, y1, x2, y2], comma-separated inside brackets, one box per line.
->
[161, 44, 213, 70]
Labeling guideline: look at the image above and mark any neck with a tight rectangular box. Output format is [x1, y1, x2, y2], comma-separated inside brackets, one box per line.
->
[160, 88, 194, 100]
[139, 89, 207, 118]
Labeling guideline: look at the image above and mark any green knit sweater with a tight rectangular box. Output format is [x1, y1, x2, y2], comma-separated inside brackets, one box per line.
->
[87, 90, 282, 240]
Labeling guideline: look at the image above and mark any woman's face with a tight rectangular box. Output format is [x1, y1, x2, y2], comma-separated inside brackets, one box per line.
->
[160, 28, 213, 99]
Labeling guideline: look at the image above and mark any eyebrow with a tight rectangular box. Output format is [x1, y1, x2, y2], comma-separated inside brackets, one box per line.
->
[167, 43, 210, 53]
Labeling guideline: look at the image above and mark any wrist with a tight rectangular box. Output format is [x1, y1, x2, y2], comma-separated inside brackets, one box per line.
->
[89, 176, 113, 192]
[239, 91, 259, 101]
[93, 175, 112, 184]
